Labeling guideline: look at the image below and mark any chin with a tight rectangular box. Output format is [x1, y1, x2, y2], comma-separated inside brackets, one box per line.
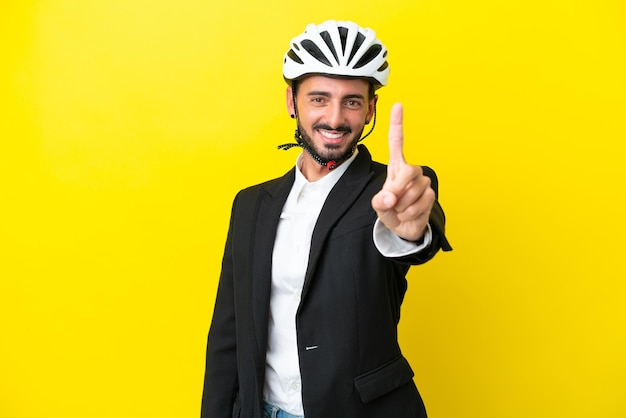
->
[318, 144, 348, 159]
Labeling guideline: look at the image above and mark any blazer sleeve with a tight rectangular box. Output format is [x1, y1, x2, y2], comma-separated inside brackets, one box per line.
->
[201, 194, 240, 417]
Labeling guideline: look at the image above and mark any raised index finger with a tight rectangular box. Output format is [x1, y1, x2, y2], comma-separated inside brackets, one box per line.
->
[388, 103, 405, 165]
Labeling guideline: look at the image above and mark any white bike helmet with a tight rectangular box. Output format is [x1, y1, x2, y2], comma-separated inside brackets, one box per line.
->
[283, 20, 390, 89]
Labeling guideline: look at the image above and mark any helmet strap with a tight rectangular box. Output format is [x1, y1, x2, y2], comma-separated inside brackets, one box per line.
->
[358, 106, 377, 143]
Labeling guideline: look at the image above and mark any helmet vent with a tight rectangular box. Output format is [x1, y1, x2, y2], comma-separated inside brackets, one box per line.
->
[338, 27, 348, 54]
[347, 32, 366, 64]
[319, 31, 339, 64]
[354, 44, 382, 69]
[301, 39, 332, 67]
[287, 49, 304, 65]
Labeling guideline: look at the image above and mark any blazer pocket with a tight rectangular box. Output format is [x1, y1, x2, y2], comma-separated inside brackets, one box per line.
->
[353, 355, 415, 403]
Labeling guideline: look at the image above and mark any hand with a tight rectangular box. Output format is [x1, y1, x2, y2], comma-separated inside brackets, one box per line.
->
[371, 103, 435, 242]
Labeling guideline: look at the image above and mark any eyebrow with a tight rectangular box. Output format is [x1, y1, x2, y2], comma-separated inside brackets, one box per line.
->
[306, 91, 366, 100]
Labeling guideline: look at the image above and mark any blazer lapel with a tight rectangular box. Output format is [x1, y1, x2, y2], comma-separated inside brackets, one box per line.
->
[300, 146, 375, 301]
[250, 169, 295, 359]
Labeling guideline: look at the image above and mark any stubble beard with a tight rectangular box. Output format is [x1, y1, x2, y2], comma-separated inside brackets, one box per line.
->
[297, 122, 364, 162]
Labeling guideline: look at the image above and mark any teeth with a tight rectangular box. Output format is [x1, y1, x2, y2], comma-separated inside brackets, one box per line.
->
[319, 130, 344, 139]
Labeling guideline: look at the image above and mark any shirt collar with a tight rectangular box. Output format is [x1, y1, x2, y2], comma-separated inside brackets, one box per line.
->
[293, 148, 359, 193]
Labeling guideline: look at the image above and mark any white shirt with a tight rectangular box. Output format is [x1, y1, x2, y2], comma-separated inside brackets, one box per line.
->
[263, 150, 432, 415]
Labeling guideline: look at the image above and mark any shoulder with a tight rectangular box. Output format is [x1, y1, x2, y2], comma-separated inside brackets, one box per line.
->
[420, 166, 439, 196]
[421, 165, 438, 181]
[232, 168, 295, 204]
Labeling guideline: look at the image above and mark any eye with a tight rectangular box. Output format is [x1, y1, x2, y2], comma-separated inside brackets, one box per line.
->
[345, 100, 363, 109]
[310, 96, 326, 104]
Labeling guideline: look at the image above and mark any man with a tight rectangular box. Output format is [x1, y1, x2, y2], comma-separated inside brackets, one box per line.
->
[202, 20, 452, 418]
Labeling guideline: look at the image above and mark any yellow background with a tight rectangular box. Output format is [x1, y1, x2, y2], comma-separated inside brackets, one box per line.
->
[2, 0, 625, 417]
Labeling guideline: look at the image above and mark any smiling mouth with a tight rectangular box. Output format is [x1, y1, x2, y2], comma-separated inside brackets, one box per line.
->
[318, 129, 348, 143]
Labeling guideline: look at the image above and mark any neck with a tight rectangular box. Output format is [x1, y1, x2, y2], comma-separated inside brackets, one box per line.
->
[299, 146, 358, 182]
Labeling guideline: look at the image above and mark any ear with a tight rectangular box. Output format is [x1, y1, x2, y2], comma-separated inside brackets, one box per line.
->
[286, 86, 295, 117]
[365, 94, 378, 124]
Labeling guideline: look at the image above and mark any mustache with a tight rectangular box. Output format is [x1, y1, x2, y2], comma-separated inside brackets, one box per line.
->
[312, 123, 352, 133]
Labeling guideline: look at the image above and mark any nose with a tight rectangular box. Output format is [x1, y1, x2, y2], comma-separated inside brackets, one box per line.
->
[325, 102, 346, 129]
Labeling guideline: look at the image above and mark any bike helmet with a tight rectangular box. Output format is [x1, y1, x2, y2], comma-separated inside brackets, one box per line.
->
[283, 20, 390, 89]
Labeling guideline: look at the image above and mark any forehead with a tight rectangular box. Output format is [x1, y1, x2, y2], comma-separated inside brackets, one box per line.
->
[297, 75, 370, 96]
